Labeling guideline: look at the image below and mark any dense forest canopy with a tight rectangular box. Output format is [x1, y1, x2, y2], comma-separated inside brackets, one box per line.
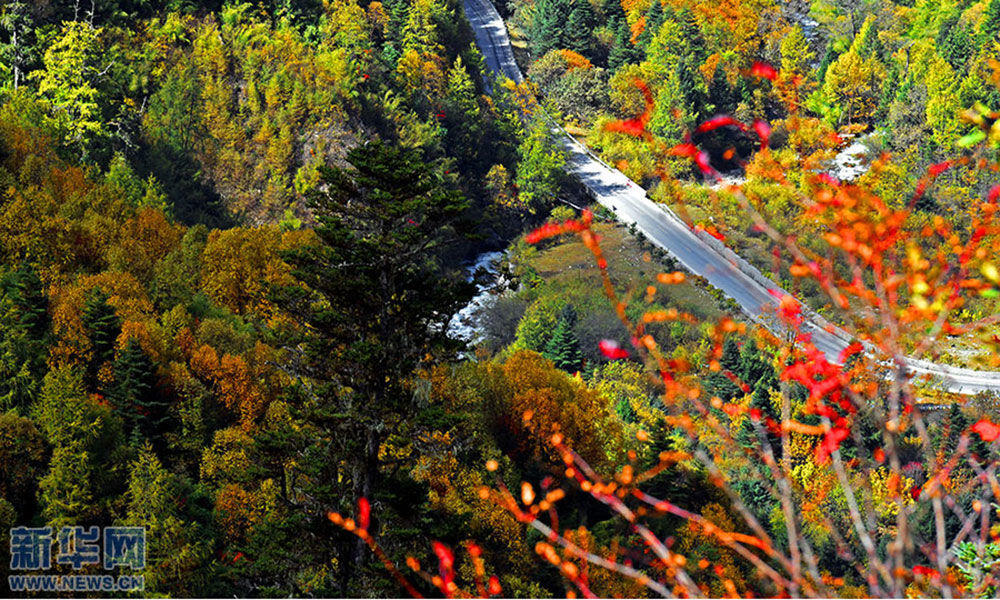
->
[0, 0, 999, 597]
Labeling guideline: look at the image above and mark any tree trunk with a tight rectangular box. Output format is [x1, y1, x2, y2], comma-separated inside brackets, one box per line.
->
[355, 427, 380, 569]
[338, 535, 353, 597]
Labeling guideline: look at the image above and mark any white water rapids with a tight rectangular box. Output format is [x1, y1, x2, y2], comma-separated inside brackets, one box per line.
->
[447, 250, 506, 343]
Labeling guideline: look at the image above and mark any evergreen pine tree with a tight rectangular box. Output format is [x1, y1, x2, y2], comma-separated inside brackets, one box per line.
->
[444, 56, 484, 172]
[817, 40, 839, 81]
[675, 55, 707, 121]
[676, 8, 706, 64]
[944, 403, 968, 454]
[894, 72, 915, 104]
[565, 0, 596, 56]
[937, 12, 960, 46]
[123, 442, 212, 595]
[980, 0, 1000, 47]
[125, 441, 175, 524]
[270, 141, 475, 589]
[875, 61, 899, 121]
[382, 0, 409, 46]
[635, 0, 666, 53]
[940, 22, 974, 71]
[34, 368, 125, 528]
[0, 265, 50, 410]
[111, 337, 166, 444]
[543, 304, 583, 373]
[4, 266, 47, 338]
[938, 403, 989, 485]
[608, 9, 641, 70]
[531, 0, 573, 56]
[734, 343, 779, 455]
[720, 337, 740, 372]
[708, 61, 736, 113]
[737, 340, 773, 390]
[81, 288, 122, 389]
[705, 337, 742, 401]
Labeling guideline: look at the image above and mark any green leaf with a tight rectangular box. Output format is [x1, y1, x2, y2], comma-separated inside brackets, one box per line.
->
[957, 130, 986, 148]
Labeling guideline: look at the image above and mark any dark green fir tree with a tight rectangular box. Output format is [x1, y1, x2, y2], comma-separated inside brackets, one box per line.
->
[270, 140, 475, 594]
[608, 8, 642, 69]
[565, 0, 596, 56]
[939, 22, 975, 71]
[530, 0, 573, 56]
[544, 304, 583, 373]
[980, 0, 1000, 47]
[705, 337, 742, 401]
[635, 0, 666, 52]
[817, 40, 839, 82]
[0, 264, 50, 410]
[82, 288, 122, 390]
[111, 337, 166, 444]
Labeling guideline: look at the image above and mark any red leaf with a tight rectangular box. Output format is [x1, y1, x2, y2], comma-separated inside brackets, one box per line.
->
[432, 541, 454, 570]
[696, 115, 745, 134]
[769, 290, 803, 326]
[604, 78, 654, 137]
[670, 141, 716, 174]
[357, 497, 370, 531]
[668, 143, 699, 158]
[815, 427, 849, 463]
[693, 223, 726, 240]
[927, 160, 952, 178]
[817, 173, 840, 186]
[525, 211, 594, 244]
[599, 339, 630, 359]
[750, 61, 778, 80]
[432, 541, 456, 597]
[972, 419, 1000, 442]
[694, 150, 713, 174]
[912, 565, 938, 578]
[838, 342, 864, 364]
[488, 576, 502, 596]
[605, 118, 648, 137]
[753, 120, 771, 148]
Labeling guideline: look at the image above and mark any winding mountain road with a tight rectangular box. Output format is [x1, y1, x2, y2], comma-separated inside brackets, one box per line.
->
[462, 0, 1000, 395]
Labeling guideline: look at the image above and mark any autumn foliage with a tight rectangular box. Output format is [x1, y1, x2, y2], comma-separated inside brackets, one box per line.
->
[331, 59, 1000, 598]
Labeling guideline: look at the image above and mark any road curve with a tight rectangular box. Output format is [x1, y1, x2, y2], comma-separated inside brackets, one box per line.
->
[462, 0, 1000, 395]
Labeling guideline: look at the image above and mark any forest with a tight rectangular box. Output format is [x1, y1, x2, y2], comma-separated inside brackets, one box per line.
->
[0, 0, 999, 597]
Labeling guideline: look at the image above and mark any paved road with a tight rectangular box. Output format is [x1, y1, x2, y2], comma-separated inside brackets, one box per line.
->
[463, 0, 1000, 395]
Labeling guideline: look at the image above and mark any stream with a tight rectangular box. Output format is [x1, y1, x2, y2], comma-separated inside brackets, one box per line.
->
[828, 134, 874, 181]
[447, 250, 506, 343]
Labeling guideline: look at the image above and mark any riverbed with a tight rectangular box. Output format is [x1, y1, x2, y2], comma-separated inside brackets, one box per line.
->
[447, 250, 506, 343]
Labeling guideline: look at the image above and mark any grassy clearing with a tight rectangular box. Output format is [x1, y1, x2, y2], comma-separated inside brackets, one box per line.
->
[517, 220, 728, 329]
